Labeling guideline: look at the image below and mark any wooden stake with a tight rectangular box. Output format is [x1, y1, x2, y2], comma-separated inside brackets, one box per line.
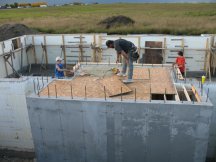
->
[62, 35, 66, 65]
[32, 36, 37, 64]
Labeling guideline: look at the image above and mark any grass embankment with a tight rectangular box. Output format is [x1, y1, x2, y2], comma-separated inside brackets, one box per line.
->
[0, 3, 216, 35]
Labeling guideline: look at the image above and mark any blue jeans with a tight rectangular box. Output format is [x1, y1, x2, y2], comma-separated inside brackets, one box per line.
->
[122, 50, 133, 79]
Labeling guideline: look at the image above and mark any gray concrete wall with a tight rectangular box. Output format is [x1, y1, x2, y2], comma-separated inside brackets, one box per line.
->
[27, 97, 213, 162]
[204, 83, 216, 160]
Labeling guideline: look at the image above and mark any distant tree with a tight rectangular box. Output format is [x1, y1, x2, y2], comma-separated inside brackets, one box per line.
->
[10, 4, 15, 8]
[5, 4, 9, 7]
[14, 2, 18, 8]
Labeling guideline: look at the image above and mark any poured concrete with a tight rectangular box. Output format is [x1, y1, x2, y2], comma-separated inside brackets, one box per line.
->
[27, 96, 213, 162]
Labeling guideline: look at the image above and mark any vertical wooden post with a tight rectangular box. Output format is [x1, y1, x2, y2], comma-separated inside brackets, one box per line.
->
[93, 34, 96, 62]
[2, 43, 8, 76]
[204, 38, 209, 75]
[62, 35, 66, 65]
[162, 37, 166, 64]
[138, 36, 141, 63]
[98, 35, 102, 62]
[43, 35, 48, 66]
[79, 34, 83, 62]
[32, 36, 37, 64]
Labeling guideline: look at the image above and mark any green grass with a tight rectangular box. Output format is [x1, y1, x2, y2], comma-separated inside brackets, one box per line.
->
[0, 3, 216, 35]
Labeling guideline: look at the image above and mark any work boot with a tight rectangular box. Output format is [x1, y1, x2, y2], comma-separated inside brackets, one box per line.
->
[123, 79, 133, 83]
[117, 72, 127, 77]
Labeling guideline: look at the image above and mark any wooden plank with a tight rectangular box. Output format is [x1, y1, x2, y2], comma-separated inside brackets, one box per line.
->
[133, 68, 150, 80]
[62, 35, 66, 65]
[98, 76, 132, 97]
[32, 36, 37, 64]
[43, 35, 48, 65]
[2, 43, 8, 76]
[191, 86, 201, 102]
[182, 85, 191, 101]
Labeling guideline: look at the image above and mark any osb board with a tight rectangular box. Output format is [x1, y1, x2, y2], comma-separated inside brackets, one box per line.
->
[111, 80, 151, 100]
[39, 67, 176, 99]
[40, 76, 106, 98]
[98, 75, 132, 97]
[149, 68, 176, 94]
[133, 68, 150, 80]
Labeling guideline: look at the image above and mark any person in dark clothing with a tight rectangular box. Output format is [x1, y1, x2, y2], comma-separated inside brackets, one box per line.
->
[106, 39, 139, 83]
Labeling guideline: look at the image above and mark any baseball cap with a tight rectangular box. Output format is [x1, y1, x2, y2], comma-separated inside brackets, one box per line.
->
[56, 56, 62, 61]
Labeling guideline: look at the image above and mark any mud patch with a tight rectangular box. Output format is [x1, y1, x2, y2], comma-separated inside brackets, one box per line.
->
[98, 15, 135, 29]
[0, 24, 38, 42]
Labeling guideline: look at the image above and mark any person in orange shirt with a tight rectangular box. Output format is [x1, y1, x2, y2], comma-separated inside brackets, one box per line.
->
[175, 51, 185, 76]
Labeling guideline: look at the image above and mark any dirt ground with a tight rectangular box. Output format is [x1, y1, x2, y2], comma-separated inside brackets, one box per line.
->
[0, 24, 38, 42]
[98, 15, 135, 29]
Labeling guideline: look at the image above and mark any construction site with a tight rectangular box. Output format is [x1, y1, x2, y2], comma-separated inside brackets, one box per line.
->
[0, 33, 216, 162]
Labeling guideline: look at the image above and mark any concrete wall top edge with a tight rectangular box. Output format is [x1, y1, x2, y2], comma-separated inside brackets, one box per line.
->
[26, 95, 213, 107]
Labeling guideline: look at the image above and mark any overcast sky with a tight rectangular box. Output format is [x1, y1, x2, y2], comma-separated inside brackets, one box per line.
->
[0, 0, 215, 5]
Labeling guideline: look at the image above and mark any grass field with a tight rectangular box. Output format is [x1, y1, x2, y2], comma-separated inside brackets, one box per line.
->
[0, 3, 216, 35]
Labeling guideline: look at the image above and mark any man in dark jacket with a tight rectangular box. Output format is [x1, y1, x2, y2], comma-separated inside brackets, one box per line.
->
[106, 39, 138, 83]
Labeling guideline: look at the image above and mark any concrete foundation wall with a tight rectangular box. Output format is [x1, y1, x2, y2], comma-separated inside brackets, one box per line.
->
[27, 97, 213, 162]
[204, 83, 216, 160]
[0, 78, 34, 151]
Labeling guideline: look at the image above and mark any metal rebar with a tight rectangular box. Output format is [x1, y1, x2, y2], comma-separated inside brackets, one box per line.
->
[121, 87, 123, 101]
[192, 95, 194, 104]
[47, 75, 48, 83]
[42, 75, 44, 88]
[109, 57, 110, 65]
[206, 88, 209, 102]
[37, 77, 40, 92]
[150, 87, 151, 102]
[135, 88, 136, 102]
[55, 84, 57, 98]
[164, 88, 166, 103]
[104, 86, 106, 101]
[85, 85, 87, 99]
[33, 79, 36, 94]
[47, 85, 50, 98]
[71, 84, 73, 99]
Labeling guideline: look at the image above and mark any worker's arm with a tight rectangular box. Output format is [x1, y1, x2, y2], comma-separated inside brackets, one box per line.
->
[121, 51, 128, 60]
[56, 65, 67, 72]
[116, 52, 121, 63]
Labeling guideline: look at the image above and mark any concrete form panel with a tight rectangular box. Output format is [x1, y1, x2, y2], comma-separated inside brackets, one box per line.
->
[45, 36, 63, 45]
[27, 97, 213, 162]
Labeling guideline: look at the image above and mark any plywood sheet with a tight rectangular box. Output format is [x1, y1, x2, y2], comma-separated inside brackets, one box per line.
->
[133, 68, 150, 80]
[98, 76, 132, 97]
[39, 67, 176, 99]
